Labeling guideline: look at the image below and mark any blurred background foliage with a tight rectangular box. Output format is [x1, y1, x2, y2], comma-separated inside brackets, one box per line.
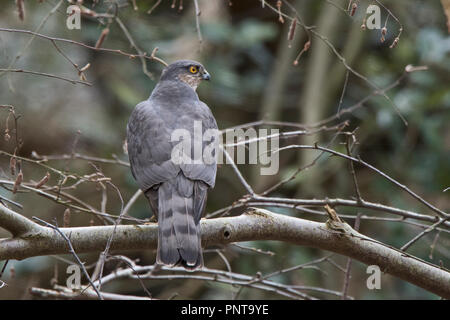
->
[0, 0, 449, 299]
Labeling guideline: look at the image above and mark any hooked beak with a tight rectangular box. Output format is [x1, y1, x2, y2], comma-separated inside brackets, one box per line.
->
[202, 70, 211, 81]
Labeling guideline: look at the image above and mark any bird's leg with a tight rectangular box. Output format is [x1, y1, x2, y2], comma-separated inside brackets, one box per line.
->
[143, 212, 158, 225]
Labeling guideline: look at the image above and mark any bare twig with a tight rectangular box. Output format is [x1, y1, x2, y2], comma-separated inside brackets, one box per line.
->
[0, 28, 168, 68]
[0, 69, 91, 86]
[32, 217, 103, 300]
[193, 0, 203, 43]
[401, 218, 450, 252]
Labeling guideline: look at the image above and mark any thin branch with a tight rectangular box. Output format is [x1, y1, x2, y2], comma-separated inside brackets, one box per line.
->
[32, 217, 103, 300]
[31, 152, 130, 167]
[29, 285, 151, 300]
[267, 144, 449, 219]
[114, 17, 156, 78]
[96, 264, 314, 300]
[400, 217, 450, 252]
[0, 69, 91, 86]
[0, 28, 168, 67]
[337, 70, 350, 115]
[220, 145, 255, 196]
[263, 0, 408, 125]
[193, 0, 203, 43]
[0, 0, 64, 80]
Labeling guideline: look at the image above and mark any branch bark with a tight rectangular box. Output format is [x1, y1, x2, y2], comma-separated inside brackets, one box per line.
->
[0, 204, 449, 298]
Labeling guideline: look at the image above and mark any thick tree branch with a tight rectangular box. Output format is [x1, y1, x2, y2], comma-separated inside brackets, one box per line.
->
[0, 205, 449, 298]
[0, 204, 42, 237]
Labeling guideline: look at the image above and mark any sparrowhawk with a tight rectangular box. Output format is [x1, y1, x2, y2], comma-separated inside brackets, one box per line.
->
[127, 60, 217, 269]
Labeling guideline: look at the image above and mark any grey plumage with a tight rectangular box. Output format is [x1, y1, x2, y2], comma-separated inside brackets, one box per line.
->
[127, 60, 217, 268]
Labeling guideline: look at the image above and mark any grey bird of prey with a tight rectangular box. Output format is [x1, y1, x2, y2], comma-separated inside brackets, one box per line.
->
[127, 60, 217, 269]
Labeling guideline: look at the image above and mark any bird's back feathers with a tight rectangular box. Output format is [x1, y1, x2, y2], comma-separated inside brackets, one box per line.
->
[127, 61, 217, 269]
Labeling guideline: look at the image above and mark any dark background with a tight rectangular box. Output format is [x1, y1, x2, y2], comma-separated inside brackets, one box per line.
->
[0, 0, 449, 299]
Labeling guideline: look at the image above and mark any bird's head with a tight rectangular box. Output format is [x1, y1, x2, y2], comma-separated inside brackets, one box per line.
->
[160, 60, 210, 91]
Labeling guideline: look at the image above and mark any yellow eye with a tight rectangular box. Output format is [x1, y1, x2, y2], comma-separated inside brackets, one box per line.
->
[189, 66, 198, 74]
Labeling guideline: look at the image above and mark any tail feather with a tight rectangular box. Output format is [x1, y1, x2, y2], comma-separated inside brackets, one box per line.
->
[156, 182, 179, 265]
[172, 194, 199, 266]
[155, 173, 206, 269]
[194, 181, 208, 221]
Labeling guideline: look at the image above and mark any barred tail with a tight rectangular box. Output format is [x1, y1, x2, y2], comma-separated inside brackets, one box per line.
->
[156, 173, 206, 269]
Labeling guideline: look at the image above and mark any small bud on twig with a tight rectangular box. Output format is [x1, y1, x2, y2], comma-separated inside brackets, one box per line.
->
[293, 40, 311, 66]
[131, 0, 138, 11]
[304, 40, 311, 51]
[276, 1, 284, 23]
[123, 139, 128, 155]
[288, 18, 297, 47]
[390, 37, 399, 48]
[10, 156, 16, 176]
[405, 65, 428, 73]
[4, 129, 10, 142]
[350, 3, 357, 16]
[151, 47, 159, 59]
[380, 26, 387, 43]
[80, 63, 91, 72]
[15, 0, 25, 21]
[63, 208, 71, 228]
[35, 172, 50, 189]
[12, 170, 23, 194]
[95, 28, 109, 49]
